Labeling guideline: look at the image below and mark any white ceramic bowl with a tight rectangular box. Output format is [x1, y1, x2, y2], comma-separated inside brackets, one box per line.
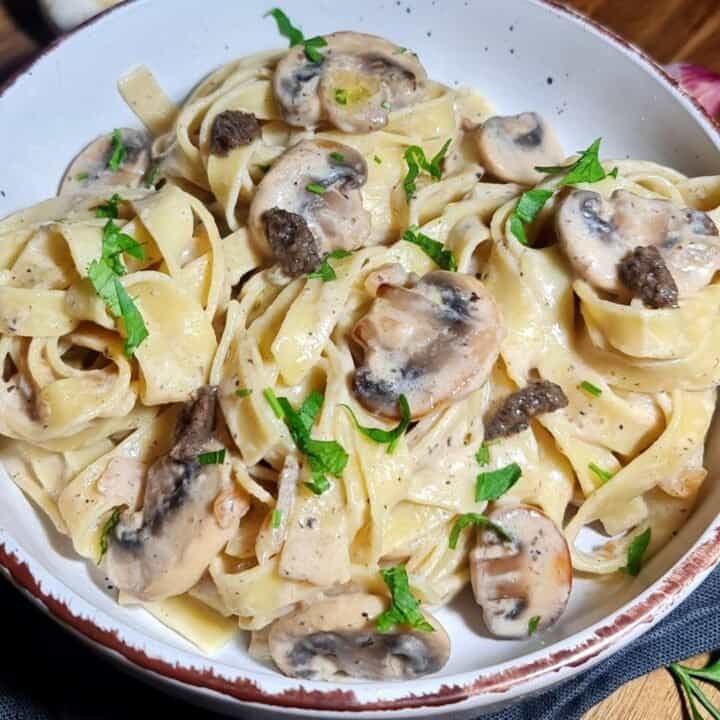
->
[1, 1, 719, 717]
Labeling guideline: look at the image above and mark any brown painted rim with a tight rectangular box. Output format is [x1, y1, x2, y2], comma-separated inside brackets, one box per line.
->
[1, 0, 719, 714]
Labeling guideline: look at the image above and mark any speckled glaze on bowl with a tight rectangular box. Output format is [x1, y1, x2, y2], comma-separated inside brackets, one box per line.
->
[1, 1, 719, 717]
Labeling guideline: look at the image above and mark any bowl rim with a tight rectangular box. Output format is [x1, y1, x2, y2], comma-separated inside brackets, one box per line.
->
[1, 0, 719, 714]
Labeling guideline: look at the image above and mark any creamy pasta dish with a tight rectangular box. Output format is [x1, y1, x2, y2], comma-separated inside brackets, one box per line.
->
[2, 9, 719, 682]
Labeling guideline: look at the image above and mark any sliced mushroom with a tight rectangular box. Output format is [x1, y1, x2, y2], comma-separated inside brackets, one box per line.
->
[475, 113, 564, 185]
[210, 110, 261, 157]
[59, 128, 151, 195]
[274, 32, 427, 133]
[352, 270, 502, 419]
[470, 504, 571, 638]
[267, 593, 450, 681]
[485, 380, 568, 441]
[557, 189, 720, 300]
[248, 139, 370, 275]
[104, 386, 248, 601]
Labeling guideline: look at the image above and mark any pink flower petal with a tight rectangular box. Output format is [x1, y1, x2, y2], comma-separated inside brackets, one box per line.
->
[667, 62, 720, 119]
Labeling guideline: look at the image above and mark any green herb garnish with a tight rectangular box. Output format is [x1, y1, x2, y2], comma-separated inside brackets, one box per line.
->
[334, 88, 348, 105]
[528, 615, 541, 636]
[98, 505, 125, 563]
[623, 528, 651, 577]
[95, 193, 123, 219]
[670, 659, 720, 720]
[87, 220, 148, 357]
[374, 155, 382, 164]
[76, 171, 89, 181]
[307, 249, 352, 282]
[143, 161, 160, 188]
[306, 182, 326, 195]
[535, 138, 611, 186]
[475, 443, 490, 467]
[341, 394, 411, 454]
[579, 380, 602, 397]
[475, 463, 522, 502]
[271, 508, 283, 528]
[198, 449, 226, 465]
[330, 151, 345, 163]
[303, 35, 327, 63]
[402, 226, 457, 271]
[377, 566, 434, 633]
[108, 129, 126, 172]
[588, 462, 614, 484]
[264, 389, 348, 496]
[448, 512, 511, 550]
[510, 188, 553, 246]
[266, 8, 304, 46]
[402, 140, 451, 198]
[235, 388, 253, 398]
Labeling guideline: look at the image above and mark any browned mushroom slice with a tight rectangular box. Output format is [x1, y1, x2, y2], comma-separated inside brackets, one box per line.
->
[474, 113, 564, 186]
[209, 110, 261, 157]
[267, 593, 450, 681]
[470, 504, 571, 638]
[104, 387, 248, 601]
[274, 32, 427, 133]
[352, 270, 502, 419]
[248, 139, 370, 275]
[557, 189, 720, 301]
[485, 381, 568, 441]
[59, 128, 151, 195]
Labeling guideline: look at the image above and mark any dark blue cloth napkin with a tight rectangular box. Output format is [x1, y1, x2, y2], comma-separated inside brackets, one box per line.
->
[2, 566, 719, 719]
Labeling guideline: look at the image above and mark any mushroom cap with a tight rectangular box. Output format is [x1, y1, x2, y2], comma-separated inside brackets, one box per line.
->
[267, 593, 450, 681]
[105, 387, 247, 601]
[557, 189, 720, 298]
[274, 32, 427, 133]
[352, 270, 503, 419]
[59, 128, 151, 196]
[475, 113, 564, 186]
[248, 139, 371, 273]
[470, 504, 572, 639]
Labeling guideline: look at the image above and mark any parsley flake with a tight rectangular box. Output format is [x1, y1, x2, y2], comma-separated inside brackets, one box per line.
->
[377, 566, 434, 633]
[341, 395, 411, 454]
[307, 249, 352, 282]
[535, 138, 612, 186]
[198, 449, 226, 465]
[95, 193, 123, 219]
[334, 88, 348, 105]
[108, 129, 126, 172]
[266, 8, 304, 46]
[402, 140, 451, 198]
[303, 35, 327, 63]
[623, 528, 651, 577]
[475, 463, 522, 502]
[98, 505, 125, 563]
[510, 188, 553, 246]
[588, 462, 614, 484]
[448, 512, 512, 550]
[330, 151, 346, 163]
[306, 182, 326, 195]
[475, 443, 490, 466]
[271, 508, 283, 528]
[579, 380, 602, 397]
[235, 388, 253, 398]
[528, 615, 541, 636]
[402, 226, 457, 271]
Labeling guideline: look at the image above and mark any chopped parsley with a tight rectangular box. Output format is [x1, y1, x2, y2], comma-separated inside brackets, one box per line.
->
[76, 171, 89, 181]
[381, 100, 392, 110]
[330, 151, 346, 163]
[374, 155, 382, 164]
[475, 443, 490, 467]
[579, 380, 602, 398]
[108, 129, 126, 172]
[510, 188, 553, 246]
[271, 508, 283, 528]
[334, 88, 348, 105]
[87, 219, 148, 357]
[528, 615, 541, 636]
[235, 388, 253, 398]
[623, 528, 651, 577]
[94, 193, 123, 219]
[535, 138, 614, 186]
[341, 394, 411, 454]
[475, 462, 522, 502]
[394, 46, 408, 54]
[377, 566, 434, 633]
[198, 449, 226, 465]
[588, 462, 614, 484]
[263, 389, 348, 495]
[265, 9, 327, 62]
[306, 182, 326, 194]
[143, 161, 160, 188]
[402, 139, 451, 198]
[448, 512, 512, 550]
[402, 226, 457, 271]
[98, 505, 124, 563]
[307, 249, 352, 282]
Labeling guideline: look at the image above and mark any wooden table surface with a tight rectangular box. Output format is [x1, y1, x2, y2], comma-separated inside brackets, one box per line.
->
[1, 1, 719, 718]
